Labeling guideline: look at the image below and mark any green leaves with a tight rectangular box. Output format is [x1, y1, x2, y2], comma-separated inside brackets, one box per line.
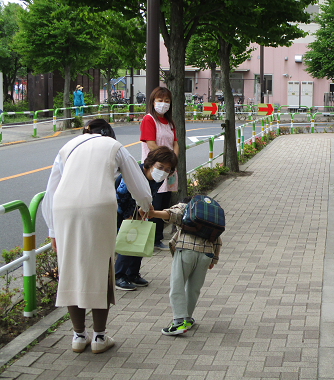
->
[304, 1, 334, 81]
[13, 0, 101, 76]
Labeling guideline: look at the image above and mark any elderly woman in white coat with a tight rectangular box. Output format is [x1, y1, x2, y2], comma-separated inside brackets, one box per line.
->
[42, 119, 152, 354]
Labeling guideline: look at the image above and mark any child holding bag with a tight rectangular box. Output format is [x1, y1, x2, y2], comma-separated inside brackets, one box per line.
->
[139, 197, 222, 335]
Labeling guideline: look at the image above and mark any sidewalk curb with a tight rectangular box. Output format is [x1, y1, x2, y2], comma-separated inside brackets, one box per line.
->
[0, 307, 68, 369]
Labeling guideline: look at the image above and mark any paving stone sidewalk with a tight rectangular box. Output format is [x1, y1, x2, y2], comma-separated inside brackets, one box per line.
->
[1, 133, 333, 380]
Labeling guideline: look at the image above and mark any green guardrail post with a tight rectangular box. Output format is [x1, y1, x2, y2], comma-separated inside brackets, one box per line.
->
[193, 105, 197, 120]
[110, 104, 115, 123]
[252, 121, 256, 148]
[209, 137, 214, 168]
[237, 128, 241, 158]
[33, 111, 38, 137]
[126, 104, 130, 122]
[241, 125, 244, 154]
[261, 118, 264, 141]
[311, 114, 315, 133]
[290, 113, 294, 134]
[276, 111, 280, 136]
[0, 200, 36, 317]
[53, 109, 57, 132]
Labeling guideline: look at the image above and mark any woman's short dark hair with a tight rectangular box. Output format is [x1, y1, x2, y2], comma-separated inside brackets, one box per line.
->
[148, 87, 175, 129]
[143, 146, 178, 173]
[83, 119, 116, 139]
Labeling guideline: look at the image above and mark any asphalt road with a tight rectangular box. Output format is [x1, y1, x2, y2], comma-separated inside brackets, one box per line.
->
[0, 121, 262, 254]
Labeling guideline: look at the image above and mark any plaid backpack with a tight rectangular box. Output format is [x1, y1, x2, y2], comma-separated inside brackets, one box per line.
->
[181, 195, 225, 242]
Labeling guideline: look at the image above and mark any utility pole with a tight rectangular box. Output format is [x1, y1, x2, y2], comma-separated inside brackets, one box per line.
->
[129, 67, 134, 117]
[146, 0, 160, 112]
[260, 45, 264, 103]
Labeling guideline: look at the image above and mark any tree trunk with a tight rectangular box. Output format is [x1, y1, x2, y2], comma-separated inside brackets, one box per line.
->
[218, 38, 239, 172]
[107, 61, 111, 104]
[165, 0, 187, 201]
[63, 64, 71, 129]
[210, 62, 217, 103]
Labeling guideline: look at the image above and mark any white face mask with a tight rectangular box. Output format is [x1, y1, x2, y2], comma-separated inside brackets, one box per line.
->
[151, 167, 169, 183]
[154, 102, 170, 115]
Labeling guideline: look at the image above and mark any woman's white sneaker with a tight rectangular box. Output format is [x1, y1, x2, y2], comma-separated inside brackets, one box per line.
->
[91, 335, 115, 354]
[72, 333, 92, 353]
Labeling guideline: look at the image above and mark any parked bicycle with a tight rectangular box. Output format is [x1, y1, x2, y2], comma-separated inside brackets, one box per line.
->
[136, 91, 146, 104]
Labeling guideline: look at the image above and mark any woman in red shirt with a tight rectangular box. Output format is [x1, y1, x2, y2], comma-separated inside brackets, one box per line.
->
[140, 87, 179, 250]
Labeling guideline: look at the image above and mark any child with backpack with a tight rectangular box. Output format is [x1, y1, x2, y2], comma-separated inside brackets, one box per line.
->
[140, 196, 223, 335]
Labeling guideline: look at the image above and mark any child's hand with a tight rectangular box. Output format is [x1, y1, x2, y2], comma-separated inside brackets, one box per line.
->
[208, 263, 215, 270]
[139, 205, 154, 219]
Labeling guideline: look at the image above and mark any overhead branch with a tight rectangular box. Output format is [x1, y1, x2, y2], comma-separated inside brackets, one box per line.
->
[159, 11, 170, 50]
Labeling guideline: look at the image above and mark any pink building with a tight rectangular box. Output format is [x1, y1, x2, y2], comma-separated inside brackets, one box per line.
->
[159, 2, 332, 109]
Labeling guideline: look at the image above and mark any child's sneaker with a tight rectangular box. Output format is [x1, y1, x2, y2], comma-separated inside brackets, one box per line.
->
[185, 318, 195, 330]
[161, 321, 187, 336]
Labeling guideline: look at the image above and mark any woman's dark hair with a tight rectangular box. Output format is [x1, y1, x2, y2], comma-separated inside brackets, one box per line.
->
[143, 146, 178, 173]
[148, 87, 175, 129]
[83, 119, 116, 139]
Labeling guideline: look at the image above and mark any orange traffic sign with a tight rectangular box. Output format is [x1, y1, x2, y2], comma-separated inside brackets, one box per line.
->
[257, 104, 273, 115]
[203, 102, 218, 115]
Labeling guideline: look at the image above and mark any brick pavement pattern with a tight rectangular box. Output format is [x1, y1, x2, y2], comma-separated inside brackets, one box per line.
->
[1, 134, 332, 379]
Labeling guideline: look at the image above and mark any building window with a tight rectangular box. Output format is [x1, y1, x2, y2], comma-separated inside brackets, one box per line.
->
[184, 78, 193, 93]
[254, 74, 273, 96]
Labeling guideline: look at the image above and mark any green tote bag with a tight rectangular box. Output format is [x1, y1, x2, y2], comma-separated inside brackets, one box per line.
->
[115, 218, 156, 257]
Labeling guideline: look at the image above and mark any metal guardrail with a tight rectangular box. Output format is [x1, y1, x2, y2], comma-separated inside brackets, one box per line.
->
[2, 102, 333, 143]
[0, 192, 45, 317]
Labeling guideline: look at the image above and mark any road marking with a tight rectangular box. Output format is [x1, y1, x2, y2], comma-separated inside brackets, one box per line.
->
[0, 127, 218, 182]
[124, 141, 141, 147]
[0, 166, 53, 182]
[2, 140, 26, 146]
[0, 140, 143, 182]
[188, 135, 224, 143]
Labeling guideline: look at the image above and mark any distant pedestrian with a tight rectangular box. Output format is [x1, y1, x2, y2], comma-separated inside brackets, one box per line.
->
[73, 85, 85, 116]
[140, 197, 222, 336]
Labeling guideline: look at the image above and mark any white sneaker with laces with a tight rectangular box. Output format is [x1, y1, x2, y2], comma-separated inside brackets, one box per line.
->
[91, 335, 115, 354]
[72, 333, 92, 353]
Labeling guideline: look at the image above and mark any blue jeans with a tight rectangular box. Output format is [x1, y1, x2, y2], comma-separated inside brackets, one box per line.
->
[114, 254, 142, 279]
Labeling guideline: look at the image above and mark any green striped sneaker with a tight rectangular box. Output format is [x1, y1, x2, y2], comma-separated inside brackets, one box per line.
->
[185, 318, 195, 330]
[161, 321, 187, 336]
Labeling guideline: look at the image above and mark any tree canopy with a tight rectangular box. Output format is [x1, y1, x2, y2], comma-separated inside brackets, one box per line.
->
[13, 0, 101, 125]
[0, 1, 25, 102]
[97, 10, 146, 103]
[13, 0, 100, 78]
[304, 1, 334, 81]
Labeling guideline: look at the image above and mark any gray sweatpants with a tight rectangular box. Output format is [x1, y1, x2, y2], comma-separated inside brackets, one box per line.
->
[169, 249, 212, 319]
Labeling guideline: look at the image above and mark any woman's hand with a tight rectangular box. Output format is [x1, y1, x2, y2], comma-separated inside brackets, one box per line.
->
[208, 263, 215, 270]
[51, 238, 57, 252]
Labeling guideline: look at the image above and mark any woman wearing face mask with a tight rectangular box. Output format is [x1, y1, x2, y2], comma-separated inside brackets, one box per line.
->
[115, 146, 178, 291]
[140, 87, 179, 251]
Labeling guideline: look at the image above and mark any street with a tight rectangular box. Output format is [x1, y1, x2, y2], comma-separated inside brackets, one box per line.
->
[0, 121, 263, 253]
